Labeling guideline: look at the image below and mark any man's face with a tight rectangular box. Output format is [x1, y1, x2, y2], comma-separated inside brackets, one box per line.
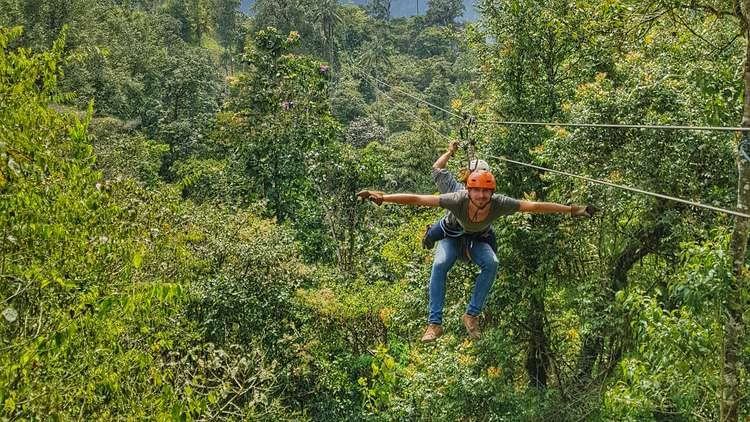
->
[468, 188, 493, 206]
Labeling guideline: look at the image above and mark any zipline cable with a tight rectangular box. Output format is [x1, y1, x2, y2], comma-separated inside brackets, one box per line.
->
[477, 119, 750, 133]
[364, 74, 454, 142]
[486, 155, 750, 218]
[351, 61, 750, 133]
[349, 62, 463, 119]
[352, 65, 750, 218]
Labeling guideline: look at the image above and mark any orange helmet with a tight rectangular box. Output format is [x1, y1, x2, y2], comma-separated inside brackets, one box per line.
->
[466, 170, 496, 190]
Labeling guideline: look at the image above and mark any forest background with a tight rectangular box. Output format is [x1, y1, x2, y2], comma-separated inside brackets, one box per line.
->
[2, 0, 750, 420]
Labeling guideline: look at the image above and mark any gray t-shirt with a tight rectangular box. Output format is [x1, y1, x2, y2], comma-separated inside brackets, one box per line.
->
[432, 168, 463, 194]
[439, 190, 521, 233]
[432, 168, 462, 233]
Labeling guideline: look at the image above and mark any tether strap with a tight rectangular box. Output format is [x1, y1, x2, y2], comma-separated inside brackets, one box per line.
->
[460, 113, 477, 170]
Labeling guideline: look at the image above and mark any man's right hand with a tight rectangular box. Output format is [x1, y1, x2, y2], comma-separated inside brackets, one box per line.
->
[448, 140, 459, 155]
[356, 190, 385, 205]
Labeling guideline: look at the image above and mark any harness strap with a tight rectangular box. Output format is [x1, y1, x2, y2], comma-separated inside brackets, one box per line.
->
[439, 217, 464, 238]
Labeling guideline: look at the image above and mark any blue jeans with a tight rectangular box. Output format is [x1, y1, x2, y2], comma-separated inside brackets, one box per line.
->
[428, 237, 499, 325]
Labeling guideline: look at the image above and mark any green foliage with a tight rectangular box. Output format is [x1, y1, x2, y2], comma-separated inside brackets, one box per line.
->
[411, 26, 460, 58]
[302, 141, 384, 266]
[188, 214, 309, 347]
[671, 230, 733, 311]
[359, 343, 399, 413]
[3, 0, 750, 418]
[292, 275, 402, 418]
[367, 0, 392, 21]
[220, 27, 341, 224]
[426, 0, 465, 27]
[252, 0, 341, 62]
[173, 157, 229, 200]
[141, 44, 221, 172]
[346, 117, 387, 147]
[0, 23, 105, 317]
[0, 26, 185, 418]
[336, 5, 373, 53]
[607, 287, 720, 420]
[89, 117, 169, 186]
[162, 342, 300, 419]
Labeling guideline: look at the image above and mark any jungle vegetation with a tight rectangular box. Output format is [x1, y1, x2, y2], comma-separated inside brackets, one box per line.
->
[1, 0, 750, 419]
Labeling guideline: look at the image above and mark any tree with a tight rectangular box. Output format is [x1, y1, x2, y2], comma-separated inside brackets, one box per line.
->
[214, 0, 240, 48]
[593, 2, 748, 418]
[345, 117, 387, 147]
[425, 0, 464, 27]
[220, 28, 338, 224]
[720, 4, 750, 419]
[367, 0, 391, 21]
[475, 0, 605, 390]
[252, 0, 308, 41]
[307, 0, 341, 65]
[165, 0, 195, 42]
[476, 1, 743, 418]
[140, 44, 221, 175]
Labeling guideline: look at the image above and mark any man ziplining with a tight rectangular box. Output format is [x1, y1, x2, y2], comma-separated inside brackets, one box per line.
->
[422, 140, 497, 251]
[357, 144, 596, 343]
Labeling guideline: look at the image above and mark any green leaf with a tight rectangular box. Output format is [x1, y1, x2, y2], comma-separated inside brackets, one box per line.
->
[3, 397, 15, 412]
[133, 248, 144, 269]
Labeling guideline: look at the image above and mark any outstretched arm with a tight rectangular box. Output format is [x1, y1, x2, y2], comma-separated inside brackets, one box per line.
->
[432, 140, 459, 170]
[519, 201, 595, 217]
[384, 194, 440, 207]
[357, 191, 440, 207]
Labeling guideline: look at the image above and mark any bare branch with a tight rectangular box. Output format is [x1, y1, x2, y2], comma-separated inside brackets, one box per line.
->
[669, 9, 719, 48]
[717, 33, 742, 55]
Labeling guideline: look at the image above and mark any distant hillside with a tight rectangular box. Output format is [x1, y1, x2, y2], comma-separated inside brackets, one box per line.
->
[239, 0, 480, 21]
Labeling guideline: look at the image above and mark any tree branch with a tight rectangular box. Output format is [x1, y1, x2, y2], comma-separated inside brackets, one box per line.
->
[669, 9, 718, 49]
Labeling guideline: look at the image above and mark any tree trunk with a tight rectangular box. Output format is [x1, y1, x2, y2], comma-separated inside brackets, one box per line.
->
[526, 293, 549, 388]
[574, 220, 669, 387]
[720, 24, 750, 421]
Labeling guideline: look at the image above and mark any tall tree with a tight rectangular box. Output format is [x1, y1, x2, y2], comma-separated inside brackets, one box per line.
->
[308, 0, 341, 65]
[425, 0, 464, 27]
[616, 2, 748, 418]
[253, 0, 307, 37]
[221, 27, 338, 222]
[215, 0, 240, 47]
[725, 5, 750, 420]
[367, 0, 391, 21]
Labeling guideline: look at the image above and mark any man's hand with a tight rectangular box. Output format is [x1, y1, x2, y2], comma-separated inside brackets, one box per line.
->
[447, 140, 459, 156]
[571, 204, 597, 218]
[357, 190, 385, 205]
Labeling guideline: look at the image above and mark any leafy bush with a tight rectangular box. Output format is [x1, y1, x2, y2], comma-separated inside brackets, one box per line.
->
[89, 117, 169, 186]
[188, 213, 310, 349]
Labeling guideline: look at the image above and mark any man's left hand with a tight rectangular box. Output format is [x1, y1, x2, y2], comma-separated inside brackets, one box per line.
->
[571, 204, 597, 218]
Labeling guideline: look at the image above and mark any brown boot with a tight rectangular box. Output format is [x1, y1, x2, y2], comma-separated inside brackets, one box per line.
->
[462, 313, 481, 340]
[421, 324, 444, 342]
